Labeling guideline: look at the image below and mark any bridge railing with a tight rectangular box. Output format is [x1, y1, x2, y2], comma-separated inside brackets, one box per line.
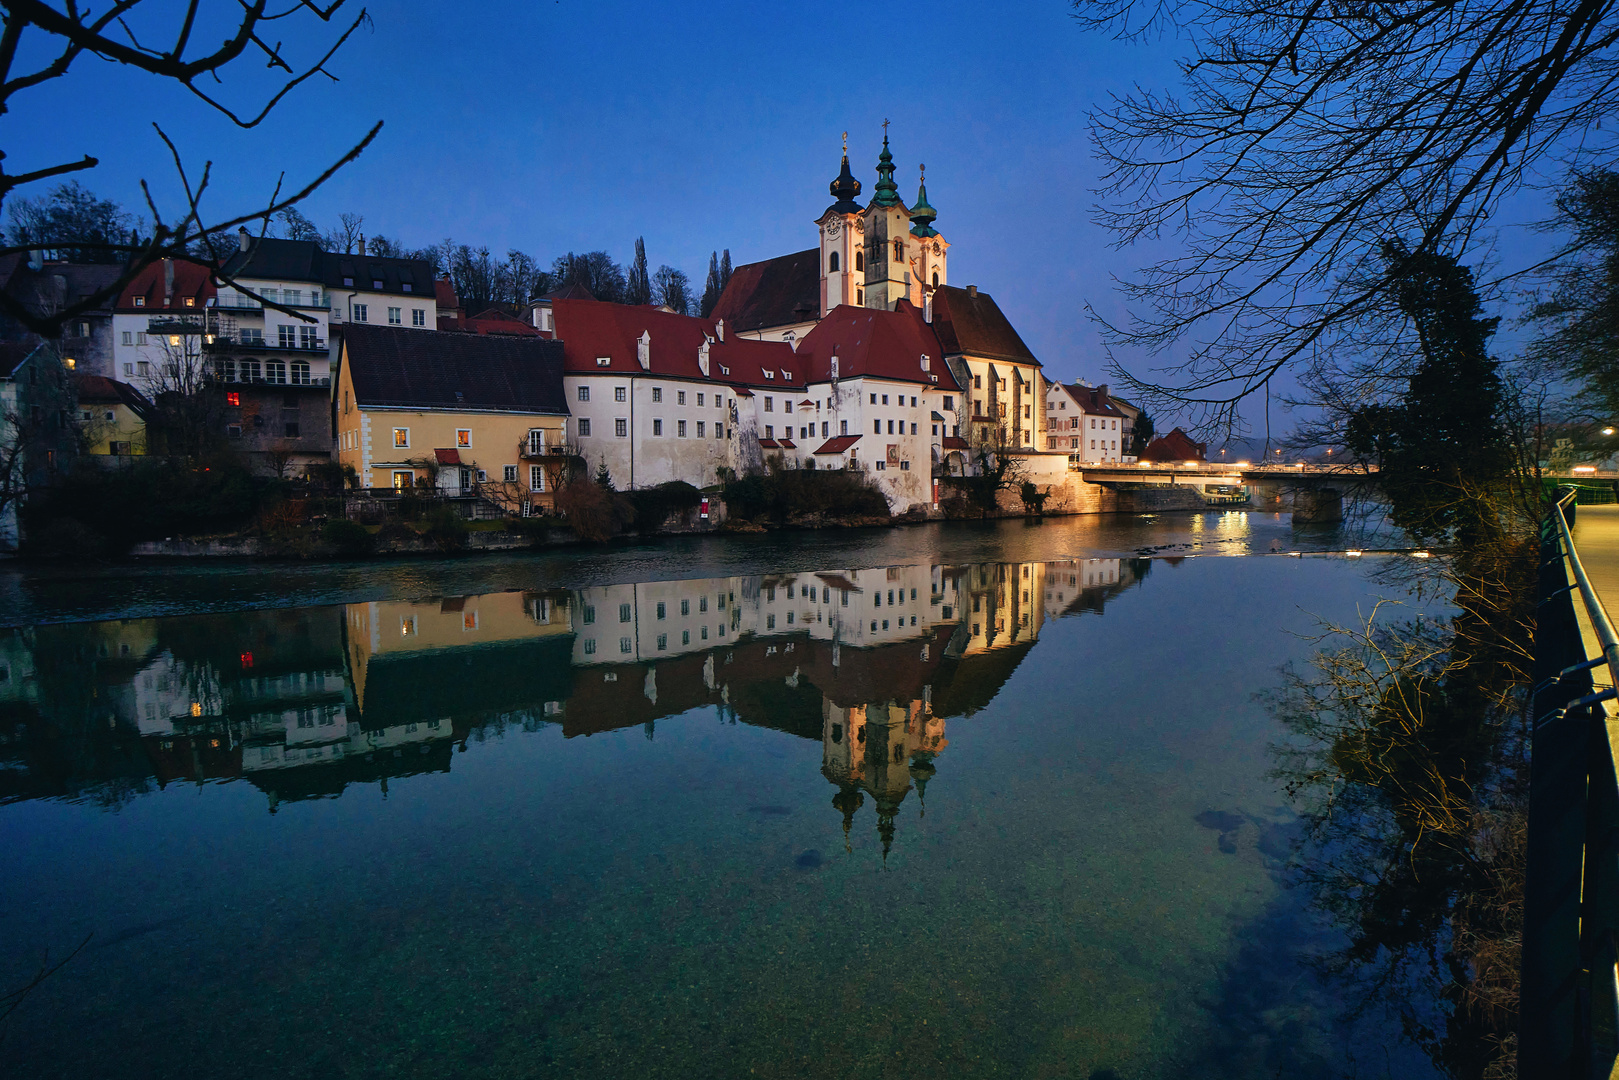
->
[1523, 488, 1619, 1076]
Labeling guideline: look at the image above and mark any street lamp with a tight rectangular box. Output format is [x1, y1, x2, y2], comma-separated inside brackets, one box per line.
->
[1604, 427, 1615, 436]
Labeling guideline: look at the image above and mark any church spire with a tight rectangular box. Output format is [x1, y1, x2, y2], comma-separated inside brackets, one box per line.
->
[826, 130, 863, 215]
[871, 121, 903, 208]
[909, 163, 938, 237]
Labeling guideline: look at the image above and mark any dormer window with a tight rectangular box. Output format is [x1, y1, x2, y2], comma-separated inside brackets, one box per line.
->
[720, 365, 730, 376]
[782, 370, 792, 380]
[401, 283, 412, 293]
[596, 357, 611, 367]
[763, 370, 774, 379]
[372, 280, 384, 289]
[343, 277, 354, 287]
[183, 297, 195, 307]
[920, 354, 930, 371]
[133, 296, 145, 307]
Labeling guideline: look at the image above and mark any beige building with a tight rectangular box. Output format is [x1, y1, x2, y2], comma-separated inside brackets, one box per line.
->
[74, 374, 150, 456]
[334, 324, 569, 510]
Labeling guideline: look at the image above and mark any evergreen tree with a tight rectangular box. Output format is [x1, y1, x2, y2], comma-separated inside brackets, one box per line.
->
[700, 251, 722, 318]
[719, 249, 733, 291]
[6, 182, 132, 263]
[1345, 242, 1512, 545]
[626, 237, 652, 306]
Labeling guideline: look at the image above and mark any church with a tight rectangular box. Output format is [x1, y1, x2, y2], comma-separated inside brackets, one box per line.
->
[715, 130, 1054, 458]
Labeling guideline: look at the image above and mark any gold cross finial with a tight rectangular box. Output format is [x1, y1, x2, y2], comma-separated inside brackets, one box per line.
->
[842, 131, 848, 154]
[882, 118, 890, 137]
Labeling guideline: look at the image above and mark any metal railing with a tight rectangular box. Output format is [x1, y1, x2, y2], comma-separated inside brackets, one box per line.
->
[1523, 488, 1619, 1077]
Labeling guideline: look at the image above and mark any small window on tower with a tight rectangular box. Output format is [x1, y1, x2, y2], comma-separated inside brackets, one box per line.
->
[828, 251, 839, 273]
[893, 238, 903, 262]
[855, 251, 864, 271]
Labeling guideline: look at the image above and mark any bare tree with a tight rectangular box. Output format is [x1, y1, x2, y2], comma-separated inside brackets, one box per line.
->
[1074, 0, 1619, 432]
[0, 342, 77, 546]
[652, 264, 692, 314]
[136, 328, 221, 458]
[0, 2, 381, 338]
[323, 212, 365, 254]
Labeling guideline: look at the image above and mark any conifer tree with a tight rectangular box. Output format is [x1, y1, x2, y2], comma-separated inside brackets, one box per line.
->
[626, 237, 652, 306]
[700, 251, 722, 318]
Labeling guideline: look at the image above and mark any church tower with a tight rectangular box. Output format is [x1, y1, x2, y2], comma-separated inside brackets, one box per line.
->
[862, 128, 912, 311]
[817, 135, 865, 315]
[907, 165, 949, 311]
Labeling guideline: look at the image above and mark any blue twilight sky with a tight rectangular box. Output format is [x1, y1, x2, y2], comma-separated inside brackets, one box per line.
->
[5, 0, 1568, 434]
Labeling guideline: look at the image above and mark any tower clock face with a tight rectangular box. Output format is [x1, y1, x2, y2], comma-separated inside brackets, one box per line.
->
[825, 220, 842, 240]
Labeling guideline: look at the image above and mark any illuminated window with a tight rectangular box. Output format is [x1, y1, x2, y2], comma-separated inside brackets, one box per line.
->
[393, 428, 409, 448]
[456, 429, 471, 448]
[401, 617, 416, 636]
[226, 391, 241, 407]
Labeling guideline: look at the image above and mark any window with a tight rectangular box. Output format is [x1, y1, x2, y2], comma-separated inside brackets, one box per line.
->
[238, 358, 258, 381]
[619, 603, 632, 623]
[715, 424, 724, 439]
[456, 429, 472, 448]
[855, 251, 864, 271]
[351, 303, 367, 322]
[615, 418, 628, 437]
[888, 420, 895, 434]
[226, 391, 241, 407]
[393, 470, 413, 490]
[121, 331, 132, 345]
[265, 359, 287, 384]
[678, 419, 687, 437]
[974, 374, 982, 389]
[652, 387, 663, 403]
[576, 385, 590, 403]
[583, 639, 597, 655]
[503, 465, 518, 482]
[291, 361, 310, 385]
[716, 396, 724, 408]
[343, 277, 354, 287]
[615, 386, 626, 402]
[829, 251, 840, 272]
[135, 332, 147, 346]
[676, 390, 686, 405]
[893, 238, 904, 261]
[911, 423, 918, 435]
[870, 393, 877, 404]
[857, 288, 863, 304]
[285, 289, 302, 306]
[822, 422, 829, 437]
[657, 633, 667, 650]
[393, 428, 409, 448]
[882, 394, 889, 405]
[388, 306, 401, 325]
[373, 280, 384, 290]
[840, 420, 848, 435]
[578, 418, 592, 437]
[527, 429, 545, 455]
[227, 424, 242, 438]
[696, 421, 705, 438]
[133, 296, 145, 307]
[653, 418, 663, 436]
[764, 397, 773, 412]
[241, 328, 262, 344]
[697, 393, 705, 406]
[284, 422, 301, 437]
[874, 419, 882, 434]
[529, 465, 545, 492]
[412, 309, 426, 327]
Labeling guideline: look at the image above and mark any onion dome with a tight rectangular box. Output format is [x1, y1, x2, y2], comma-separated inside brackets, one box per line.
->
[871, 129, 904, 209]
[909, 165, 939, 237]
[826, 135, 863, 216]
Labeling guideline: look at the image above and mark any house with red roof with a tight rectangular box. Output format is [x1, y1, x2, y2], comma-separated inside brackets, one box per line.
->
[793, 302, 962, 511]
[1141, 427, 1207, 463]
[548, 297, 804, 489]
[1045, 382, 1128, 463]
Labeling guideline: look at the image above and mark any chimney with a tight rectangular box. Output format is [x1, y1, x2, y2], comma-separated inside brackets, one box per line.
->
[716, 319, 724, 342]
[358, 234, 366, 257]
[923, 292, 933, 323]
[163, 258, 174, 305]
[237, 226, 250, 252]
[966, 284, 977, 298]
[1096, 384, 1109, 405]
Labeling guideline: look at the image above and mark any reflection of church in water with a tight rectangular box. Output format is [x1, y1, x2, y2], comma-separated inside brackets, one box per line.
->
[0, 557, 1150, 849]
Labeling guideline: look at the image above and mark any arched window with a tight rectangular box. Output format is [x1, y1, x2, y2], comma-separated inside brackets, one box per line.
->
[855, 250, 864, 271]
[893, 238, 904, 262]
[828, 251, 839, 273]
[932, 271, 939, 288]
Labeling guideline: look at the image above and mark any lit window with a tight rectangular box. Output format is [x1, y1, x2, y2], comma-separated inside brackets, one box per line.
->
[226, 391, 241, 407]
[393, 428, 409, 448]
[456, 429, 471, 448]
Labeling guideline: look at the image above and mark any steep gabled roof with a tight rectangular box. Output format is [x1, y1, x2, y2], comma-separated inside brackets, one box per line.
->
[793, 302, 961, 390]
[1142, 428, 1207, 462]
[549, 298, 804, 391]
[462, 308, 541, 337]
[1062, 382, 1124, 419]
[931, 285, 1039, 366]
[342, 323, 568, 415]
[115, 259, 215, 311]
[75, 374, 151, 414]
[710, 249, 820, 332]
[218, 236, 322, 282]
[813, 435, 862, 455]
[322, 252, 435, 298]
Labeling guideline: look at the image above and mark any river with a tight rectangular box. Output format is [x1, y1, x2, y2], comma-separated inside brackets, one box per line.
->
[0, 512, 1445, 1078]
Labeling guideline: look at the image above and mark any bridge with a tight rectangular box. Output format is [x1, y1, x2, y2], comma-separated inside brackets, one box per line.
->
[1072, 460, 1377, 523]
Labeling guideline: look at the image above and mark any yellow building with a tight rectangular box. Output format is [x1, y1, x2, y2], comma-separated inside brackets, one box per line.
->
[334, 324, 570, 511]
[75, 374, 150, 456]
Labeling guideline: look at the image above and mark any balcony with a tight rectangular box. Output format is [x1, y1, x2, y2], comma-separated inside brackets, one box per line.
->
[147, 316, 206, 334]
[213, 374, 331, 388]
[210, 296, 331, 312]
[204, 330, 327, 353]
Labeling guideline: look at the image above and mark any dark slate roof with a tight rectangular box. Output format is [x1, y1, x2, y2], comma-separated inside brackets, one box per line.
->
[342, 324, 569, 415]
[710, 249, 820, 332]
[0, 341, 36, 379]
[931, 285, 1040, 366]
[219, 237, 436, 299]
[75, 374, 152, 414]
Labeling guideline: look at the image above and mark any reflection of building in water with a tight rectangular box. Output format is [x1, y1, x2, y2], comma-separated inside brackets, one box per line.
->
[1, 557, 1153, 826]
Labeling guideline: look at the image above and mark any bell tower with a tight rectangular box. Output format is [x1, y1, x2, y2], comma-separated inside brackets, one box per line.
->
[817, 133, 864, 316]
[908, 164, 949, 310]
[862, 123, 912, 312]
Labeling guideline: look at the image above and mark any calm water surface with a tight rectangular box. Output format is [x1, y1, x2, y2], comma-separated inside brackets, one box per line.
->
[0, 513, 1435, 1078]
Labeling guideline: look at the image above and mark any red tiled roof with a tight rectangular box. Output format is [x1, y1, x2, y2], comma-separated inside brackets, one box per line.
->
[434, 277, 459, 309]
[1062, 382, 1125, 419]
[116, 259, 215, 311]
[931, 285, 1040, 366]
[550, 299, 802, 391]
[794, 302, 961, 390]
[813, 434, 862, 455]
[711, 249, 820, 332]
[463, 308, 541, 336]
[75, 373, 151, 413]
[779, 438, 796, 448]
[434, 448, 462, 465]
[758, 438, 780, 449]
[942, 435, 968, 450]
[1142, 428, 1206, 462]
